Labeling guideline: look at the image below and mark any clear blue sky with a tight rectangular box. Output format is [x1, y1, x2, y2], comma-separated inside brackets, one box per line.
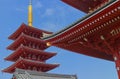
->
[0, 0, 118, 79]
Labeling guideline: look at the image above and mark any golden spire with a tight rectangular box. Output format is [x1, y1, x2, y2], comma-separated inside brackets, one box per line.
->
[28, 0, 33, 26]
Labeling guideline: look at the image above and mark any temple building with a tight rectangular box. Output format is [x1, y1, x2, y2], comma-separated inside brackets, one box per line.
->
[3, 0, 120, 79]
[2, 0, 77, 79]
[44, 0, 120, 79]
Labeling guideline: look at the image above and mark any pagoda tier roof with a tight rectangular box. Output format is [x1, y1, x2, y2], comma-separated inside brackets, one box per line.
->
[5, 45, 57, 62]
[2, 58, 59, 73]
[7, 33, 48, 50]
[44, 0, 120, 61]
[8, 23, 52, 40]
[62, 0, 110, 13]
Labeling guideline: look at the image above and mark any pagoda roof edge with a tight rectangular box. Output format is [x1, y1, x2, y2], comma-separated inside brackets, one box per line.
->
[7, 33, 48, 50]
[8, 23, 53, 40]
[2, 58, 59, 73]
[5, 45, 57, 62]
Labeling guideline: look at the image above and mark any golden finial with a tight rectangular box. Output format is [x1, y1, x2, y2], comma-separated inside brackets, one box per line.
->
[28, 0, 33, 26]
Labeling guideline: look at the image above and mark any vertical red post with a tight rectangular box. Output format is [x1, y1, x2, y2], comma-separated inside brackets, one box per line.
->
[114, 52, 120, 79]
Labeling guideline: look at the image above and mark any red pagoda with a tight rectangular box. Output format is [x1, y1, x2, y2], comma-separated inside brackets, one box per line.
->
[2, 0, 59, 75]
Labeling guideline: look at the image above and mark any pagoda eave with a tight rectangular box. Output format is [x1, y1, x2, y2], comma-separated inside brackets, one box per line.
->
[2, 58, 59, 73]
[5, 45, 57, 62]
[8, 23, 53, 40]
[7, 33, 48, 50]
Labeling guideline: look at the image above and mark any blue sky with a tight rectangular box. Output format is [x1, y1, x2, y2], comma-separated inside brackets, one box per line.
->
[0, 0, 118, 79]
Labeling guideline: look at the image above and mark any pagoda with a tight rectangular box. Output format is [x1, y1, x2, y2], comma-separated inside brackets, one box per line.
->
[2, 0, 59, 75]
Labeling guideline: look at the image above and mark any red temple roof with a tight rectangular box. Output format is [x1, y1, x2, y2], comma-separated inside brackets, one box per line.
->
[7, 33, 48, 50]
[5, 45, 57, 62]
[8, 23, 53, 40]
[2, 58, 59, 73]
[44, 0, 120, 61]
[62, 0, 109, 13]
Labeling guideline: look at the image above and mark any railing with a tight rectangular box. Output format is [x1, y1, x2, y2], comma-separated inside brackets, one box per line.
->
[14, 71, 33, 79]
[25, 71, 33, 79]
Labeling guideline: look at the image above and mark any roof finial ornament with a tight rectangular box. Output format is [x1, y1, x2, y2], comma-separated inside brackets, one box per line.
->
[28, 0, 33, 27]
